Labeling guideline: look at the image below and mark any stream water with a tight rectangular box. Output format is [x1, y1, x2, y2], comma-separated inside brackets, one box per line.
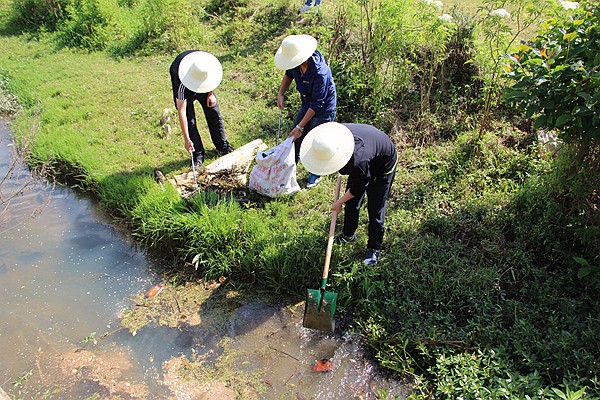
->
[0, 119, 409, 399]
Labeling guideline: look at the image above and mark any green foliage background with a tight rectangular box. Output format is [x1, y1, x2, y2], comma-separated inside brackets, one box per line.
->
[0, 0, 598, 398]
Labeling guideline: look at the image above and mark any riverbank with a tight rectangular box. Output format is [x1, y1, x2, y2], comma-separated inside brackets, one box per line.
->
[1, 0, 599, 397]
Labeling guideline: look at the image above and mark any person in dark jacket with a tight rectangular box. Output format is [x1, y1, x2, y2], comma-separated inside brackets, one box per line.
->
[274, 34, 337, 188]
[300, 122, 397, 266]
[170, 50, 234, 168]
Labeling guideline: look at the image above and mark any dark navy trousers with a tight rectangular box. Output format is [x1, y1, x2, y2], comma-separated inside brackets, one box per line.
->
[342, 168, 396, 250]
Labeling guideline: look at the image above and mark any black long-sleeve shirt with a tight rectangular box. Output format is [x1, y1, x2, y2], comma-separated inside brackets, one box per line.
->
[338, 123, 397, 197]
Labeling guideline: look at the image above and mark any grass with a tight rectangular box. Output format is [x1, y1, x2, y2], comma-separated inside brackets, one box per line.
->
[1, 0, 599, 398]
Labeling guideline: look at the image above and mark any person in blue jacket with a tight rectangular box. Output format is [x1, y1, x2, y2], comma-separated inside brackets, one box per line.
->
[274, 34, 337, 188]
[300, 122, 398, 266]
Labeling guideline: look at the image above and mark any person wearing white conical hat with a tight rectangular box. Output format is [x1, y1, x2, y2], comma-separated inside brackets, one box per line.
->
[274, 34, 337, 189]
[170, 50, 234, 168]
[300, 122, 398, 266]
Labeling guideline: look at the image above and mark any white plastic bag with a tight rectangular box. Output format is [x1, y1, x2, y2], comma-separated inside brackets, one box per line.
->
[248, 137, 300, 197]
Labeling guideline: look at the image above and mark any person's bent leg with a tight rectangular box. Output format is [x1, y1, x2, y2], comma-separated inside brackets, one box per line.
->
[186, 98, 205, 165]
[200, 93, 232, 154]
[365, 169, 396, 250]
[342, 179, 365, 238]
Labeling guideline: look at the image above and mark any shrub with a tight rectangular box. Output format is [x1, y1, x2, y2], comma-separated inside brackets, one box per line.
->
[130, 0, 198, 53]
[8, 0, 69, 32]
[56, 0, 117, 50]
[504, 1, 600, 155]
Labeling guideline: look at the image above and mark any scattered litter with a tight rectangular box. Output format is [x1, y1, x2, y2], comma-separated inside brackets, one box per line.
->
[145, 285, 163, 298]
[312, 358, 332, 372]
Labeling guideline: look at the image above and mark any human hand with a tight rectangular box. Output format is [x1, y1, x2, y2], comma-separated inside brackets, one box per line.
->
[277, 93, 285, 109]
[185, 138, 194, 153]
[207, 93, 217, 107]
[331, 200, 343, 214]
[288, 127, 302, 141]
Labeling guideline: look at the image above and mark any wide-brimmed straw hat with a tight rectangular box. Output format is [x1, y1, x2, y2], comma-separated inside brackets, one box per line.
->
[274, 35, 318, 70]
[300, 122, 355, 176]
[178, 51, 223, 93]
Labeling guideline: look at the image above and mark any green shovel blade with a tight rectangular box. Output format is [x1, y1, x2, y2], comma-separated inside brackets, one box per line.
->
[303, 288, 337, 332]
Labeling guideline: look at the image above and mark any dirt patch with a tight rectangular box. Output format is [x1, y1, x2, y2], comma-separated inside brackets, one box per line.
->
[162, 356, 239, 400]
[59, 348, 149, 399]
[119, 280, 219, 335]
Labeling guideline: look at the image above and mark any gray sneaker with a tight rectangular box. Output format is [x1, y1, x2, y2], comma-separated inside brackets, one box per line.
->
[363, 249, 380, 266]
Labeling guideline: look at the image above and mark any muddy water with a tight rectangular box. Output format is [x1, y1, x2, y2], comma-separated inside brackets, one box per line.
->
[0, 119, 409, 399]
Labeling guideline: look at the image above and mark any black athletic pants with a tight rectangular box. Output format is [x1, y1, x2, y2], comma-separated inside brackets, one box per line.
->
[185, 92, 230, 163]
[342, 168, 396, 250]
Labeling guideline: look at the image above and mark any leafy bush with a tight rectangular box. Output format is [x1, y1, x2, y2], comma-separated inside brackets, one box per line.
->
[128, 0, 199, 54]
[56, 0, 117, 50]
[329, 0, 482, 136]
[217, 1, 295, 49]
[505, 1, 600, 150]
[8, 0, 69, 32]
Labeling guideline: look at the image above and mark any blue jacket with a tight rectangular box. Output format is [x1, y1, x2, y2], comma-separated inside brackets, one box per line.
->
[285, 50, 337, 115]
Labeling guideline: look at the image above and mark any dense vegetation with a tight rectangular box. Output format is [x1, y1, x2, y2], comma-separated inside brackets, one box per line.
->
[0, 0, 598, 398]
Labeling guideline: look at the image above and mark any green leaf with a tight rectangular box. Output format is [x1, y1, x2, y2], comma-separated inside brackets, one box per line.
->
[535, 114, 547, 128]
[576, 92, 591, 102]
[556, 115, 571, 126]
[571, 386, 587, 399]
[526, 104, 538, 118]
[552, 388, 567, 400]
[504, 90, 527, 102]
[574, 257, 590, 266]
[594, 52, 600, 66]
[541, 100, 555, 109]
[578, 267, 591, 278]
[563, 32, 578, 42]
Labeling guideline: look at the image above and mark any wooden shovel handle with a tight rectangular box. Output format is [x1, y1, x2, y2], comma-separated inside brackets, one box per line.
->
[322, 174, 343, 281]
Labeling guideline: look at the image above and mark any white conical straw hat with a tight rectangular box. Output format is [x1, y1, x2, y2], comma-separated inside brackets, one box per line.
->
[274, 35, 318, 70]
[178, 51, 223, 93]
[300, 122, 355, 176]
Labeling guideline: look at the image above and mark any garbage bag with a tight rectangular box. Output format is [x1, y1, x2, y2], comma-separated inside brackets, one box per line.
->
[248, 137, 300, 197]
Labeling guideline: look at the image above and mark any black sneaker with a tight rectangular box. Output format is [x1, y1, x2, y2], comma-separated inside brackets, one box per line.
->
[193, 153, 204, 169]
[217, 145, 234, 156]
[363, 249, 380, 266]
[334, 234, 357, 245]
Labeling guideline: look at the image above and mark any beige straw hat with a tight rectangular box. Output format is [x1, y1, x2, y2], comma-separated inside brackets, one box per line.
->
[300, 122, 355, 176]
[178, 51, 223, 93]
[274, 35, 318, 70]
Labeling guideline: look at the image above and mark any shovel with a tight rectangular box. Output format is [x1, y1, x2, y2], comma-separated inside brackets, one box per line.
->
[303, 174, 343, 332]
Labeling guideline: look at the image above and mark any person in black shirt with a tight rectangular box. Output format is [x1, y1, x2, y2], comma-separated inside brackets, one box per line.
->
[170, 50, 234, 167]
[300, 122, 397, 266]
